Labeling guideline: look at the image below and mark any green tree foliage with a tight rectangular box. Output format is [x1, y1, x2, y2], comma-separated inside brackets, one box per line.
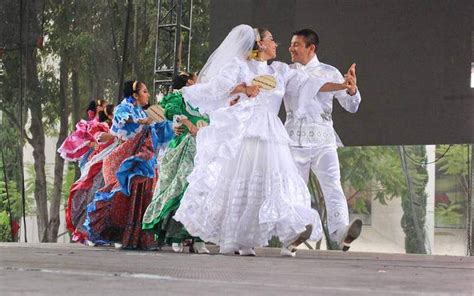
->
[437, 145, 469, 196]
[435, 202, 463, 226]
[435, 144, 469, 228]
[0, 211, 13, 242]
[339, 146, 405, 209]
[189, 0, 211, 71]
[309, 145, 428, 253]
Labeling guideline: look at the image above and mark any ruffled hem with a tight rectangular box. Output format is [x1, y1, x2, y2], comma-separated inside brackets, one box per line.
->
[142, 134, 195, 231]
[58, 138, 92, 155]
[65, 161, 102, 233]
[58, 144, 92, 162]
[59, 120, 111, 161]
[116, 156, 156, 196]
[175, 169, 323, 253]
[175, 134, 323, 253]
[84, 128, 168, 242]
[111, 125, 144, 141]
[77, 140, 120, 182]
[142, 193, 182, 231]
[83, 189, 119, 242]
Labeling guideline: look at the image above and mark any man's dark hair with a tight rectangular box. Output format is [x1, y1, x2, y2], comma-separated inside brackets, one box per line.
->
[292, 29, 319, 48]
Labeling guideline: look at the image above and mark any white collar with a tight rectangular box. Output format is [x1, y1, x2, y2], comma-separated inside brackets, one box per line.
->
[248, 58, 268, 67]
[302, 55, 320, 69]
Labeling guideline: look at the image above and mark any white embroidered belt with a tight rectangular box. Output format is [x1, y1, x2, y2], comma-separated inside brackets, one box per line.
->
[285, 114, 336, 147]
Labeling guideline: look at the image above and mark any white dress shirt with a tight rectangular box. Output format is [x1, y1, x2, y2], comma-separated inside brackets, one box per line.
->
[284, 55, 361, 147]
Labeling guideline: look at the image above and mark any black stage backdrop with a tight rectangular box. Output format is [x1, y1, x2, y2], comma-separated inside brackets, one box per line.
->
[209, 0, 473, 146]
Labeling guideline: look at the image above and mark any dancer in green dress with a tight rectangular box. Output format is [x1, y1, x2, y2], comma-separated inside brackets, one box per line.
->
[142, 73, 210, 253]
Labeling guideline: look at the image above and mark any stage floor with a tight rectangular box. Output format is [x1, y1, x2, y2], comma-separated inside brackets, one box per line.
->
[1, 243, 473, 295]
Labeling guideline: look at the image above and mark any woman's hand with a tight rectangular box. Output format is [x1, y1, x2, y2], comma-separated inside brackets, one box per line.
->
[188, 125, 199, 137]
[173, 125, 185, 136]
[87, 141, 98, 149]
[245, 85, 260, 98]
[229, 96, 240, 106]
[231, 82, 247, 95]
[98, 132, 115, 143]
[180, 118, 199, 136]
[138, 117, 153, 125]
[231, 82, 260, 98]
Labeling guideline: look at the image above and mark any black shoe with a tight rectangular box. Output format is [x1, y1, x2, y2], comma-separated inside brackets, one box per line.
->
[338, 219, 362, 252]
[287, 224, 313, 252]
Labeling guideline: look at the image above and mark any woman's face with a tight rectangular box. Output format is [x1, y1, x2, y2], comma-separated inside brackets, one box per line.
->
[97, 102, 106, 112]
[134, 83, 149, 106]
[259, 31, 278, 60]
[186, 76, 196, 86]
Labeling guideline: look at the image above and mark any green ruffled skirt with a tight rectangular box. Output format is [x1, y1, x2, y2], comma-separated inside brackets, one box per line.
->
[142, 134, 198, 244]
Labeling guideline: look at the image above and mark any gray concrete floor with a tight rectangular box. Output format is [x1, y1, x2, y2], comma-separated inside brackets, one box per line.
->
[1, 243, 473, 295]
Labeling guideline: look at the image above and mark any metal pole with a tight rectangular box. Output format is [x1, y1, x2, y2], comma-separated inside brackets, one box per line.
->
[173, 0, 182, 79]
[153, 0, 162, 98]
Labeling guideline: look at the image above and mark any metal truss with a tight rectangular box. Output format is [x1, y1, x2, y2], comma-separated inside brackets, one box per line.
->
[153, 0, 193, 99]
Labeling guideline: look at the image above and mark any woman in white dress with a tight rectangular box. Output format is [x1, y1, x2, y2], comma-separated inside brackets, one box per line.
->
[174, 24, 352, 256]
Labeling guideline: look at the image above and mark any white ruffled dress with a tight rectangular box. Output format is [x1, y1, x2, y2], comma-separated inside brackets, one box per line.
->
[174, 58, 326, 253]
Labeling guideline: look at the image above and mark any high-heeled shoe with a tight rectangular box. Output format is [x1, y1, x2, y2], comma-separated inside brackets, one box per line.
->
[172, 242, 184, 253]
[286, 224, 313, 252]
[190, 242, 210, 254]
[238, 248, 256, 256]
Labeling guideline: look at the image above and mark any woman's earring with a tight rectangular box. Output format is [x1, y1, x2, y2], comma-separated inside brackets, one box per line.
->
[259, 45, 267, 51]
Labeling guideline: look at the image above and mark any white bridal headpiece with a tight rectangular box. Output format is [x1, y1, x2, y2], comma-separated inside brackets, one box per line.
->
[197, 24, 256, 83]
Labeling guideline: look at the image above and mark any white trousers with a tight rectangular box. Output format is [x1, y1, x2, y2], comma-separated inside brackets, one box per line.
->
[290, 145, 349, 237]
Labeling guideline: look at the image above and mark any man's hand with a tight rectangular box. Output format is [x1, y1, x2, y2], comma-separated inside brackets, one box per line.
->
[345, 63, 357, 95]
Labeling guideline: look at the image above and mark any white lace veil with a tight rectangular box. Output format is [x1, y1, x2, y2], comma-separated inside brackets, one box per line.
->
[197, 24, 256, 83]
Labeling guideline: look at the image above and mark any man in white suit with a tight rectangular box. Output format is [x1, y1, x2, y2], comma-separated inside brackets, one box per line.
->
[282, 29, 362, 256]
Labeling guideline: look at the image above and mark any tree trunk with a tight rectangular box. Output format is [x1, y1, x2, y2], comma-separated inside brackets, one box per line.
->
[398, 146, 427, 254]
[117, 0, 133, 103]
[23, 0, 48, 242]
[47, 58, 70, 242]
[28, 77, 48, 242]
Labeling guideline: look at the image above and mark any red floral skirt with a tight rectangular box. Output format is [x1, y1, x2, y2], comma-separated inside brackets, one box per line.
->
[86, 131, 158, 250]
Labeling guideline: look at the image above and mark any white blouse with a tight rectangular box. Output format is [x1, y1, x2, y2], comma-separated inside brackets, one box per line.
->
[182, 57, 327, 116]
